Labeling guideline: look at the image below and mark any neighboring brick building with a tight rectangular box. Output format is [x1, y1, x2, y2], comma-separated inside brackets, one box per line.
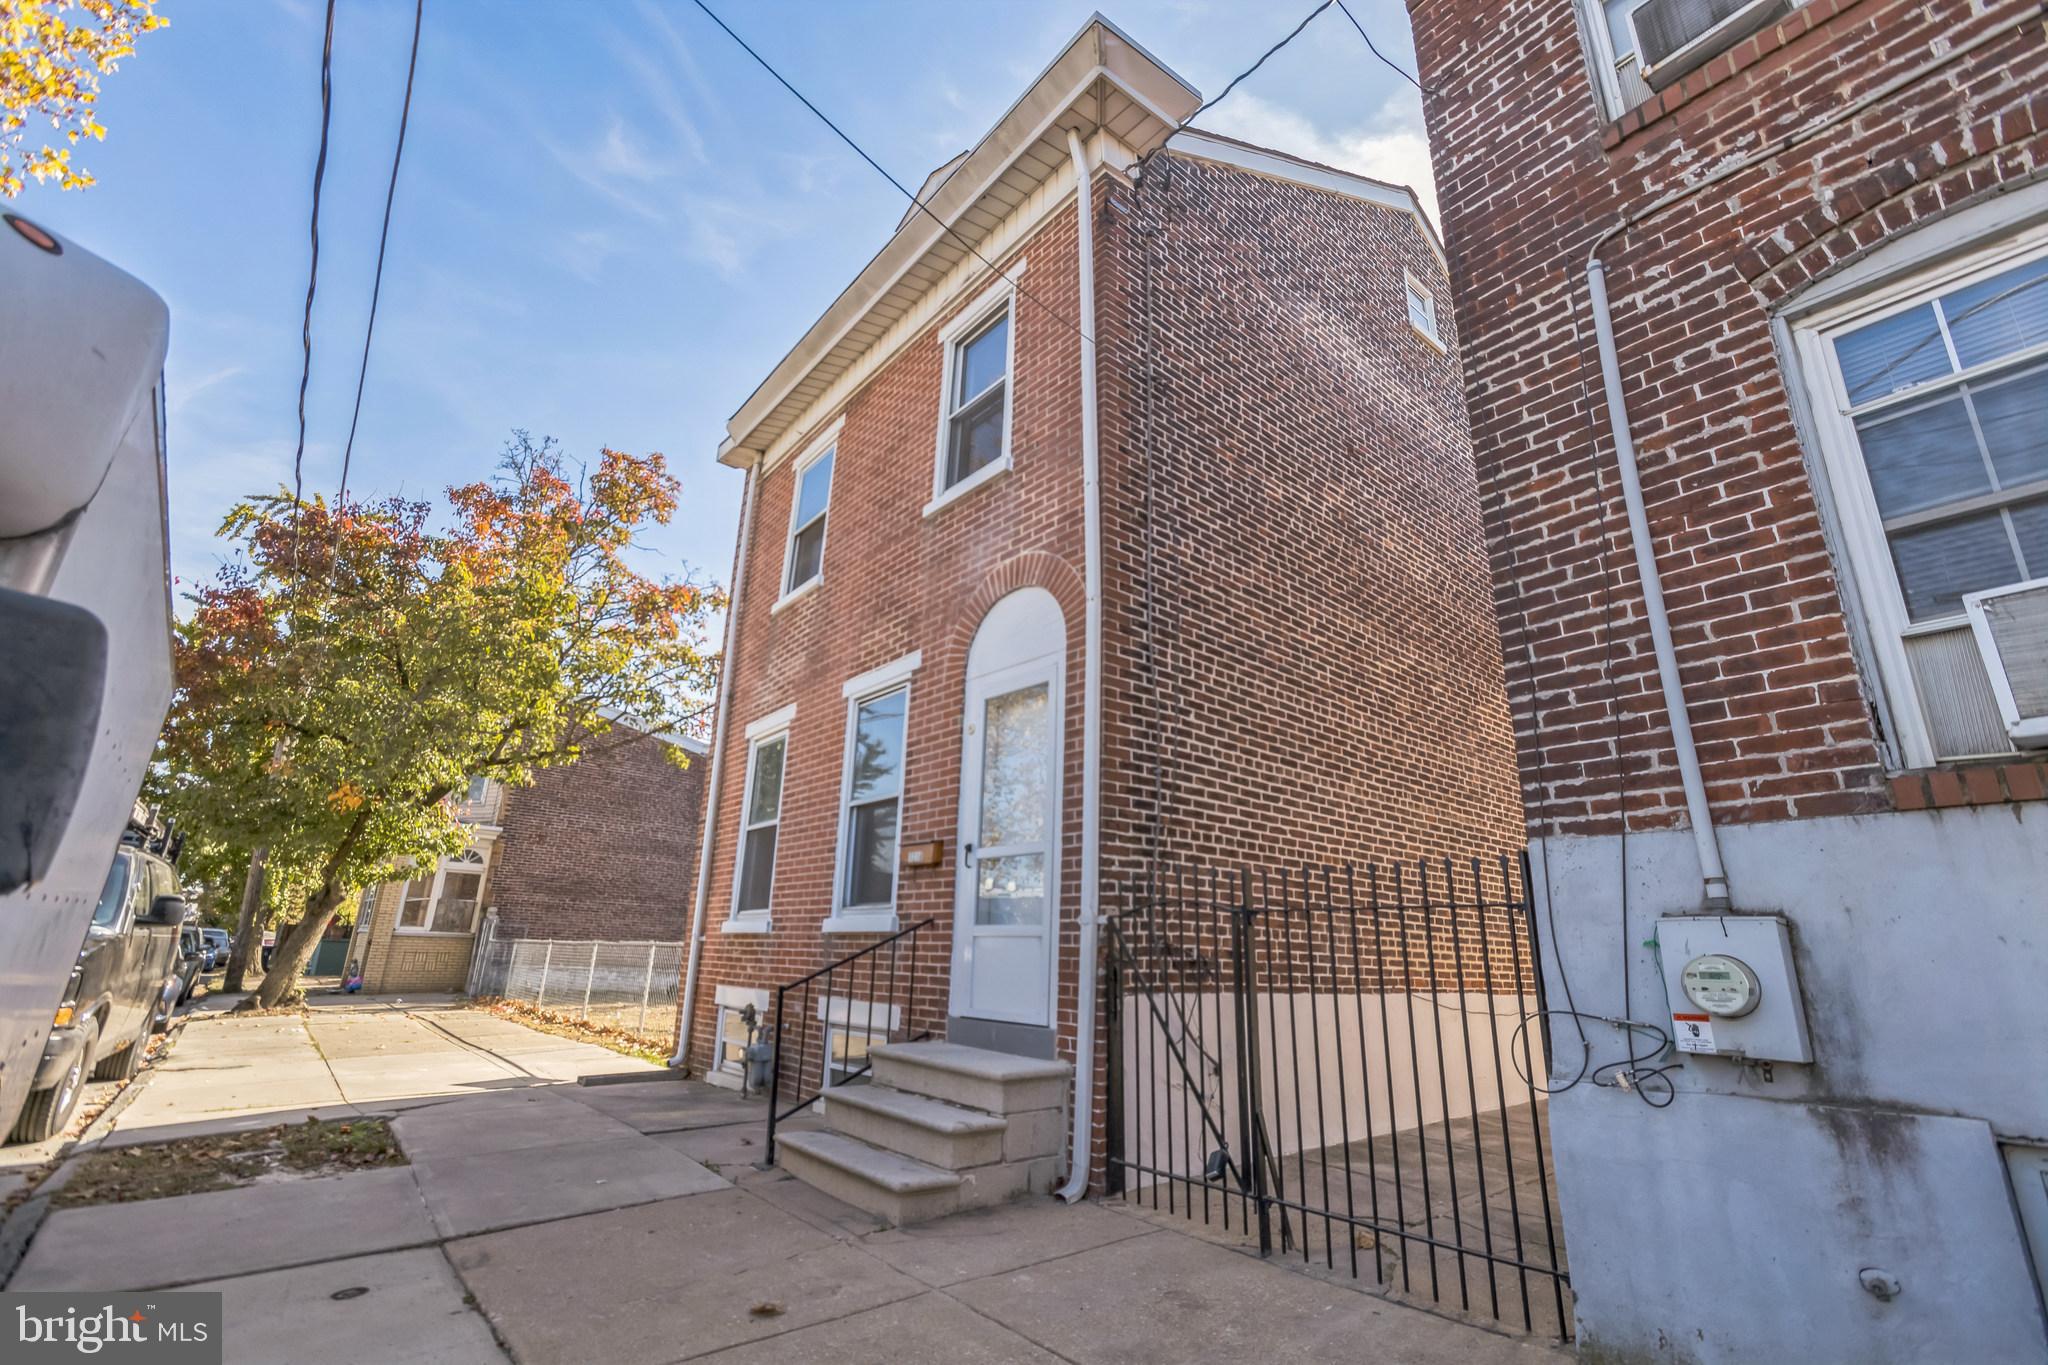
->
[346, 724, 707, 995]
[1409, 0, 2048, 1357]
[678, 16, 1520, 1209]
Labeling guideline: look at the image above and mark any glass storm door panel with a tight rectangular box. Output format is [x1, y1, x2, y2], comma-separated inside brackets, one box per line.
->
[951, 667, 1060, 1026]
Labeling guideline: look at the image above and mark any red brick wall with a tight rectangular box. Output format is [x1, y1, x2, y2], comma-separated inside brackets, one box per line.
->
[684, 199, 1090, 1073]
[1095, 147, 1525, 879]
[1406, 0, 2048, 838]
[488, 730, 706, 942]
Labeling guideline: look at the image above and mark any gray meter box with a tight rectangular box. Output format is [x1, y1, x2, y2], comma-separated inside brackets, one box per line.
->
[1655, 915, 1812, 1064]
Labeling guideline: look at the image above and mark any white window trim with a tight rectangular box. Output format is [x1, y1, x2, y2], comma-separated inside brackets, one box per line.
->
[827, 651, 921, 933]
[730, 707, 795, 926]
[817, 995, 901, 1090]
[929, 267, 1023, 511]
[1785, 214, 2048, 770]
[1404, 269, 1445, 351]
[1580, 0, 1809, 118]
[393, 850, 488, 937]
[776, 418, 842, 608]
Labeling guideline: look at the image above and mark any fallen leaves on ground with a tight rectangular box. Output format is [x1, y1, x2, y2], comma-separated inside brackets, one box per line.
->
[473, 997, 670, 1065]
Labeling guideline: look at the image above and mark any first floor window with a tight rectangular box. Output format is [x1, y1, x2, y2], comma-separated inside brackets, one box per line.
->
[840, 686, 907, 911]
[1799, 227, 2048, 763]
[396, 849, 486, 934]
[736, 732, 786, 916]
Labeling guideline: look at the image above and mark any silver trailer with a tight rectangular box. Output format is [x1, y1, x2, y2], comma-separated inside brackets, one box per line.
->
[0, 209, 173, 1135]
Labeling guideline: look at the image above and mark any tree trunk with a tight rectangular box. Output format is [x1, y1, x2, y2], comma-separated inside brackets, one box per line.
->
[222, 845, 269, 994]
[251, 894, 345, 1009]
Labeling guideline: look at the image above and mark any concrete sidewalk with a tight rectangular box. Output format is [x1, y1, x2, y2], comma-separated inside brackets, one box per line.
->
[10, 1004, 1566, 1364]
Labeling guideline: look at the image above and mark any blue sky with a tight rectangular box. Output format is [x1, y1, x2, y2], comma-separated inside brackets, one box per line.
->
[27, 0, 1433, 599]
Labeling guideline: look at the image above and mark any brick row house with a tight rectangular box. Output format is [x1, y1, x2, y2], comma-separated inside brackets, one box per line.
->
[675, 17, 1523, 1227]
[1408, 0, 2048, 1357]
[346, 722, 706, 996]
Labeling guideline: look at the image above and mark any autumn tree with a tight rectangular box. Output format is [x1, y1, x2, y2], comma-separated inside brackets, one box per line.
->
[0, 0, 165, 197]
[158, 434, 721, 1008]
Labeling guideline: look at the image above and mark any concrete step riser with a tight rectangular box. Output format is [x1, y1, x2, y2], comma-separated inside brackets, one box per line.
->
[957, 1155, 1061, 1210]
[827, 1101, 1006, 1171]
[871, 1056, 1068, 1116]
[779, 1142, 960, 1225]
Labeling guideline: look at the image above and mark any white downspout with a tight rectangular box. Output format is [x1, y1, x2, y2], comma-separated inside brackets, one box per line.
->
[671, 461, 758, 1067]
[1059, 125, 1104, 1202]
[1584, 260, 1730, 911]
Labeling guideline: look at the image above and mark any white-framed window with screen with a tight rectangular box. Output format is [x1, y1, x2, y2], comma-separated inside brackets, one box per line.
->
[728, 705, 794, 927]
[394, 847, 488, 936]
[778, 422, 840, 606]
[1405, 270, 1443, 349]
[827, 651, 919, 932]
[928, 268, 1022, 512]
[819, 996, 899, 1090]
[1791, 219, 2048, 768]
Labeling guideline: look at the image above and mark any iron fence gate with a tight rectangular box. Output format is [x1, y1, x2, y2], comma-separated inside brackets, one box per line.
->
[1105, 854, 1572, 1340]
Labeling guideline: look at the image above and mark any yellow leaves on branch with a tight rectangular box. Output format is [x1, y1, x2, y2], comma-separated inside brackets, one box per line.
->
[0, 0, 165, 198]
[326, 782, 364, 813]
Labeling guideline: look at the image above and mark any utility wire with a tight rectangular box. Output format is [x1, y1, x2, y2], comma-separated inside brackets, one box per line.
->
[1334, 0, 1436, 97]
[338, 0, 425, 508]
[287, 0, 338, 580]
[686, 0, 1090, 344]
[1187, 1, 1335, 122]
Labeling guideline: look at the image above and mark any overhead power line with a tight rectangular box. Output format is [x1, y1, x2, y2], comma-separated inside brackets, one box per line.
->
[686, 0, 1089, 344]
[288, 0, 338, 576]
[1335, 0, 1437, 97]
[338, 0, 426, 507]
[1187, 0, 1335, 123]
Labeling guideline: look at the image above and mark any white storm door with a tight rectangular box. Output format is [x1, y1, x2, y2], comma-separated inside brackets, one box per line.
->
[949, 659, 1060, 1026]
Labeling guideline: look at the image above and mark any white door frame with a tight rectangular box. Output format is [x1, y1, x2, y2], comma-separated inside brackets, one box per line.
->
[949, 588, 1065, 1029]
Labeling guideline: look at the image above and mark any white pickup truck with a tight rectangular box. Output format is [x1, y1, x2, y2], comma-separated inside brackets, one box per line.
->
[0, 209, 174, 1140]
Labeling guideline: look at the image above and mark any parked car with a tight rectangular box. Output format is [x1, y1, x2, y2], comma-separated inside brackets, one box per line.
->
[200, 927, 231, 972]
[6, 841, 189, 1144]
[174, 923, 205, 1005]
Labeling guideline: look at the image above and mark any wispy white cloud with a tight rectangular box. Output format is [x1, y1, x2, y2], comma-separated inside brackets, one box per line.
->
[1198, 90, 1440, 231]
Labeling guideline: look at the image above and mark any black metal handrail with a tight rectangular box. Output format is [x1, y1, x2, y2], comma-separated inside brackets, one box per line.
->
[762, 917, 935, 1164]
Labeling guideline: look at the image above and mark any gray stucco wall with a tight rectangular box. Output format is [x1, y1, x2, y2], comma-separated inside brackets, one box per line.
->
[1531, 804, 2046, 1363]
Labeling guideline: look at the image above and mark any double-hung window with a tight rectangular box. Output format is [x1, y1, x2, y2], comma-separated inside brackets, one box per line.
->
[396, 848, 487, 935]
[935, 283, 1016, 499]
[1405, 271, 1442, 348]
[732, 713, 791, 922]
[1795, 228, 2048, 766]
[839, 687, 907, 915]
[782, 444, 834, 597]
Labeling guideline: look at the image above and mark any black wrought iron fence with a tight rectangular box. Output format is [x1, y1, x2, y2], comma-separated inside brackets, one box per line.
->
[1105, 855, 1572, 1341]
[763, 917, 937, 1164]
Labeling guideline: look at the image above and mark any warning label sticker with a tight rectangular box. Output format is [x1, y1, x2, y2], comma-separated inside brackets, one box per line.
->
[1672, 1013, 1716, 1054]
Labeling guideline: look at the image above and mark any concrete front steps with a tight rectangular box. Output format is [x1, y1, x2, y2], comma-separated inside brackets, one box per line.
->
[777, 1041, 1070, 1227]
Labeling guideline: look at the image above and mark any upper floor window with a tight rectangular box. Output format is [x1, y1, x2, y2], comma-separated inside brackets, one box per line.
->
[938, 297, 1013, 494]
[783, 444, 834, 597]
[1405, 271, 1442, 348]
[733, 725, 788, 919]
[1793, 226, 2048, 766]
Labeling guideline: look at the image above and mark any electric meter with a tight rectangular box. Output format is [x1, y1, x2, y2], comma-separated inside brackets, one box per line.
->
[1679, 953, 1761, 1018]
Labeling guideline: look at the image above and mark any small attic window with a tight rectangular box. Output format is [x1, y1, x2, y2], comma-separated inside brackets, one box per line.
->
[1405, 271, 1443, 349]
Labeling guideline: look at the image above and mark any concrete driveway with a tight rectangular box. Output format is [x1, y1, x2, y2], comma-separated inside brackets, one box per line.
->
[9, 1000, 1566, 1364]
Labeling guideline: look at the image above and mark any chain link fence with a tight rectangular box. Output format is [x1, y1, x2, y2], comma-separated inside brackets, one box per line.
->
[468, 914, 685, 1045]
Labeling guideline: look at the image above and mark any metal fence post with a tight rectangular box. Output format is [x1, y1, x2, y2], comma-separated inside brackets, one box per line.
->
[582, 941, 598, 1020]
[1232, 867, 1272, 1257]
[537, 941, 553, 1008]
[639, 942, 656, 1034]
